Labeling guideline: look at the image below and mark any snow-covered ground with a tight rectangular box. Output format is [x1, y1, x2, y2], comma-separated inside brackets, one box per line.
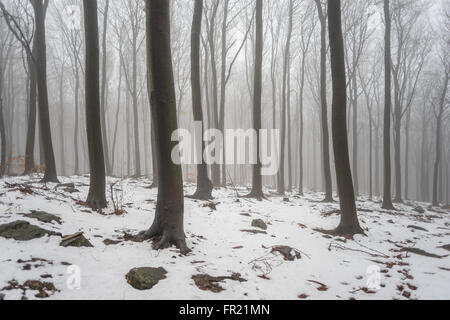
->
[0, 174, 449, 300]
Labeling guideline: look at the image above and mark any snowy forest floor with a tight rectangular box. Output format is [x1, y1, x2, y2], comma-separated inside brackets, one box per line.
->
[0, 174, 449, 300]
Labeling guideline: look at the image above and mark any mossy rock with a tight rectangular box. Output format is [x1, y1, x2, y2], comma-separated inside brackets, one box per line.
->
[0, 220, 61, 241]
[126, 267, 167, 290]
[23, 211, 62, 225]
[251, 219, 268, 230]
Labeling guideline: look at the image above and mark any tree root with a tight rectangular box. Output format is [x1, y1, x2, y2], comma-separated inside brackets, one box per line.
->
[135, 227, 190, 255]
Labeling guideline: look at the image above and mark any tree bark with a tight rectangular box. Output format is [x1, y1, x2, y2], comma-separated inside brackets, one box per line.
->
[100, 0, 111, 176]
[32, 0, 59, 183]
[382, 0, 395, 210]
[248, 0, 264, 199]
[190, 0, 213, 200]
[327, 0, 363, 235]
[83, 0, 107, 209]
[138, 0, 188, 254]
[24, 38, 38, 175]
[314, 0, 333, 202]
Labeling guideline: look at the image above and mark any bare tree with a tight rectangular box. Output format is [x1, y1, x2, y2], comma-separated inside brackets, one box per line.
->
[190, 0, 213, 200]
[137, 0, 188, 254]
[83, 0, 106, 209]
[314, 0, 333, 202]
[382, 0, 395, 210]
[327, 0, 363, 235]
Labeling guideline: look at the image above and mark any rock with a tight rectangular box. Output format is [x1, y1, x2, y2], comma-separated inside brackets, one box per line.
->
[0, 221, 61, 241]
[60, 232, 93, 248]
[126, 267, 167, 290]
[23, 211, 62, 225]
[251, 219, 268, 230]
[413, 206, 425, 214]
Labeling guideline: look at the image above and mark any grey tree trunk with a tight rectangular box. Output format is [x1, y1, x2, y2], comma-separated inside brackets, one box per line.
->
[314, 0, 333, 202]
[382, 0, 395, 210]
[190, 0, 213, 200]
[83, 0, 107, 209]
[100, 0, 111, 176]
[327, 0, 363, 235]
[248, 0, 264, 199]
[32, 0, 59, 183]
[138, 0, 188, 254]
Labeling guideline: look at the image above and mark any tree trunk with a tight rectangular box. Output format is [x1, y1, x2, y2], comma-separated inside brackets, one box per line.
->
[24, 39, 38, 175]
[32, 0, 59, 183]
[278, 0, 293, 196]
[59, 62, 65, 176]
[100, 0, 111, 176]
[248, 0, 264, 199]
[315, 0, 333, 202]
[190, 0, 213, 200]
[138, 0, 188, 254]
[327, 0, 363, 235]
[382, 0, 395, 210]
[83, 0, 107, 209]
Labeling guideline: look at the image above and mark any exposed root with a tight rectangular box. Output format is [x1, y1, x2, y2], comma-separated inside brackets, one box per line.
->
[314, 225, 366, 239]
[134, 227, 190, 255]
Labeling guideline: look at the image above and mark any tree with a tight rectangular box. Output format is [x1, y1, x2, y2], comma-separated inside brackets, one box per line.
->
[382, 0, 395, 210]
[296, 2, 316, 196]
[31, 0, 59, 183]
[190, 0, 213, 200]
[314, 0, 333, 202]
[83, 0, 107, 209]
[0, 21, 12, 177]
[100, 0, 111, 176]
[277, 0, 294, 196]
[327, 0, 363, 235]
[432, 40, 450, 207]
[247, 0, 264, 199]
[0, 1, 36, 175]
[137, 0, 188, 254]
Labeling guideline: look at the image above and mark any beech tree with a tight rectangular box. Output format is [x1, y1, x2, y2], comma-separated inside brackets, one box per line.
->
[83, 0, 107, 209]
[137, 0, 188, 254]
[382, 0, 395, 210]
[247, 0, 264, 199]
[31, 0, 59, 183]
[190, 0, 213, 200]
[327, 0, 363, 235]
[313, 0, 333, 202]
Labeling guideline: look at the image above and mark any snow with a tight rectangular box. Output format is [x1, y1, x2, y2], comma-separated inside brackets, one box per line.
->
[0, 174, 449, 300]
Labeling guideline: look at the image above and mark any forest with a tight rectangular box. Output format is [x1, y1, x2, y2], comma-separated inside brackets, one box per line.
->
[0, 0, 449, 301]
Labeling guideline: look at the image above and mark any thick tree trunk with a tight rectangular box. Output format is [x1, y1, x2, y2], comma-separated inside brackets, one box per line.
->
[32, 0, 59, 183]
[327, 0, 363, 235]
[83, 0, 107, 209]
[190, 0, 213, 200]
[382, 0, 395, 210]
[138, 0, 188, 254]
[248, 0, 264, 199]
